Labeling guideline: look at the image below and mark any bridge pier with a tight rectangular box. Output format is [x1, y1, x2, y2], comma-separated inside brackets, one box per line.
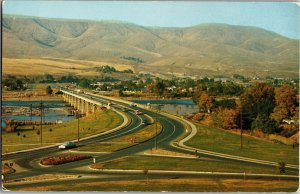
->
[61, 89, 105, 116]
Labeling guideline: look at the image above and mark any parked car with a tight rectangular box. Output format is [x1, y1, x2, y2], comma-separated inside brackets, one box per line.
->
[58, 141, 77, 149]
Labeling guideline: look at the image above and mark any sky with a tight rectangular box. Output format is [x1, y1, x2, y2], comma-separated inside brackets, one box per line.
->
[2, 1, 299, 39]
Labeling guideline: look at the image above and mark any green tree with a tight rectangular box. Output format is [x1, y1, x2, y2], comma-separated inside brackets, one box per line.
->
[45, 74, 55, 82]
[46, 86, 53, 95]
[241, 82, 275, 129]
[209, 81, 223, 96]
[3, 76, 25, 90]
[213, 99, 236, 109]
[155, 80, 165, 97]
[79, 79, 90, 88]
[251, 113, 279, 134]
[118, 90, 124, 97]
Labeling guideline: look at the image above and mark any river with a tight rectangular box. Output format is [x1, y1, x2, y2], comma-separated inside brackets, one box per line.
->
[2, 100, 76, 128]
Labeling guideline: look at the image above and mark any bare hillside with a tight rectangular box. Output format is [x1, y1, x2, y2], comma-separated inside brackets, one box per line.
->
[2, 15, 299, 78]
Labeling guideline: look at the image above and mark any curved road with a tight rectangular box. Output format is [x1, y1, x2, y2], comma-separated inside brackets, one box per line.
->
[3, 91, 298, 190]
[3, 92, 188, 183]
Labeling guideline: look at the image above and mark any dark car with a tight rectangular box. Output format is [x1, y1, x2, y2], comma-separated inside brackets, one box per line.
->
[58, 141, 77, 149]
[142, 120, 148, 125]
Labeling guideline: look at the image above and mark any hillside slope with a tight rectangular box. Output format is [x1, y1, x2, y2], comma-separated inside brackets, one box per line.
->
[2, 15, 299, 77]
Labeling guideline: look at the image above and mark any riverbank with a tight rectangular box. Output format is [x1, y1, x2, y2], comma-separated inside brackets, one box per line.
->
[2, 82, 63, 101]
[2, 109, 123, 153]
[2, 95, 63, 101]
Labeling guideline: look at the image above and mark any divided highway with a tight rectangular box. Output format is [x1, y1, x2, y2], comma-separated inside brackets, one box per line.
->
[3, 90, 298, 188]
[3, 91, 188, 183]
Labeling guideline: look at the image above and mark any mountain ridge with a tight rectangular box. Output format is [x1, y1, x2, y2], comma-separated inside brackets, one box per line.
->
[2, 14, 299, 78]
[3, 14, 297, 40]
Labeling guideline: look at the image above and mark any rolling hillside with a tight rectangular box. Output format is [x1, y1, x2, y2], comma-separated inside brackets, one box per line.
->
[2, 15, 299, 78]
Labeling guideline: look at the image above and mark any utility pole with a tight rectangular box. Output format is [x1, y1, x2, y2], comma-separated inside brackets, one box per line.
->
[43, 104, 45, 126]
[155, 117, 158, 150]
[77, 112, 80, 142]
[240, 105, 243, 149]
[40, 102, 43, 145]
[29, 104, 32, 122]
[30, 104, 33, 130]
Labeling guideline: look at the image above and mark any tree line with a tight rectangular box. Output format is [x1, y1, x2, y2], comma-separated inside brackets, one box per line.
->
[195, 83, 298, 137]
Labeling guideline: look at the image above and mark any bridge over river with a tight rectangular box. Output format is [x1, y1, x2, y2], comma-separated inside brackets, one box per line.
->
[61, 89, 109, 115]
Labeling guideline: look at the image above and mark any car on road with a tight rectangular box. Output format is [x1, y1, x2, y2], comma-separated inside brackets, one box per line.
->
[121, 107, 128, 112]
[130, 103, 137, 107]
[142, 120, 148, 125]
[135, 110, 143, 115]
[58, 141, 77, 149]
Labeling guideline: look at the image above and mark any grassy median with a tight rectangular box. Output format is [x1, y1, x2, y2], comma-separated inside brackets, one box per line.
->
[94, 155, 298, 175]
[2, 109, 123, 153]
[185, 123, 299, 165]
[75, 122, 162, 152]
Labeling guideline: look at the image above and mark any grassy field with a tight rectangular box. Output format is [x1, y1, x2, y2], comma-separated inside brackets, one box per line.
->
[2, 110, 123, 153]
[2, 83, 67, 101]
[185, 123, 299, 165]
[75, 122, 162, 152]
[12, 178, 298, 192]
[2, 58, 133, 76]
[96, 155, 298, 175]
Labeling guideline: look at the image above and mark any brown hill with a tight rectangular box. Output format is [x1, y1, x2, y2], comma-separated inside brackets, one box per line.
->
[2, 15, 299, 78]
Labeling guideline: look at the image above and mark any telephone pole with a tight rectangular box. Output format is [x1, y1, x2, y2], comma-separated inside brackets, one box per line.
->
[40, 102, 43, 145]
[77, 111, 80, 142]
[240, 105, 243, 149]
[155, 117, 158, 150]
[29, 104, 32, 122]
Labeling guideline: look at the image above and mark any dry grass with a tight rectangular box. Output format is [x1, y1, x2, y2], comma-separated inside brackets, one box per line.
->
[11, 178, 299, 192]
[2, 58, 133, 76]
[5, 174, 78, 184]
[144, 149, 196, 158]
[2, 83, 65, 101]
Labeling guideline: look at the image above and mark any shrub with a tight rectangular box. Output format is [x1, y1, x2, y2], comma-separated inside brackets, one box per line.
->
[251, 114, 279, 134]
[279, 124, 298, 137]
[277, 162, 286, 174]
[40, 155, 91, 165]
[212, 107, 239, 129]
[192, 113, 205, 122]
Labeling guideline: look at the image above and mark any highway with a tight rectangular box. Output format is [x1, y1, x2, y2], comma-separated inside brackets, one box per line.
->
[2, 91, 188, 184]
[3, 90, 298, 190]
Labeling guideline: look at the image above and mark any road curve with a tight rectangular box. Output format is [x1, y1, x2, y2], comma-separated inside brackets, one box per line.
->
[91, 93, 299, 170]
[3, 91, 188, 182]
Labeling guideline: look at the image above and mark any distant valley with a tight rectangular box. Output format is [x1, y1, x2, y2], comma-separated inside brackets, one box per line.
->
[2, 15, 299, 78]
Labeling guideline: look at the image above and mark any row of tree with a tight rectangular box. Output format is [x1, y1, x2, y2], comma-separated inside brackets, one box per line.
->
[95, 65, 134, 74]
[196, 83, 298, 136]
[2, 76, 26, 90]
